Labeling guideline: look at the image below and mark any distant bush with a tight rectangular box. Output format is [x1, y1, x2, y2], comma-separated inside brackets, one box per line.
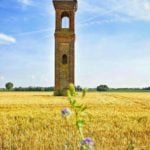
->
[97, 85, 109, 92]
[143, 87, 150, 90]
[5, 82, 13, 90]
[75, 85, 82, 91]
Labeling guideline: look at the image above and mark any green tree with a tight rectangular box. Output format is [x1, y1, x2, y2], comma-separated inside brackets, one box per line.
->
[5, 82, 14, 90]
[97, 85, 109, 91]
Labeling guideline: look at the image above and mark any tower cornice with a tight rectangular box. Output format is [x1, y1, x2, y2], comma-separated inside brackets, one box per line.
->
[53, 0, 77, 11]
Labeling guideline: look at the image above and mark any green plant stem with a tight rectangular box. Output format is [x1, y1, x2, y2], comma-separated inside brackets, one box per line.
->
[79, 127, 84, 140]
[75, 110, 84, 140]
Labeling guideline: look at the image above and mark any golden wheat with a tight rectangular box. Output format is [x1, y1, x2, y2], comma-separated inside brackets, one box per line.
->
[0, 92, 149, 150]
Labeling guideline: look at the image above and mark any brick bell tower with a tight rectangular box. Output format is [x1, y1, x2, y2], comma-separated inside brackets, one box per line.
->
[53, 0, 78, 96]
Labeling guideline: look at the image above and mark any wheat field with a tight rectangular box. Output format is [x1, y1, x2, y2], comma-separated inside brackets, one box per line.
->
[0, 92, 149, 150]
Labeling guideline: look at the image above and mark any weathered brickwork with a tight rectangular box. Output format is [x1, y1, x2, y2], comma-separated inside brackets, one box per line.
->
[53, 0, 77, 96]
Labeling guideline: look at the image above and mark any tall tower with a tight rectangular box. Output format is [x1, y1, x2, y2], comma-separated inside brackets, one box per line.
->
[53, 0, 78, 96]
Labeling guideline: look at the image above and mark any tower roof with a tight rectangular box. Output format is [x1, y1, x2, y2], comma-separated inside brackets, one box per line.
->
[53, 0, 77, 3]
[53, 0, 77, 11]
[53, 0, 77, 1]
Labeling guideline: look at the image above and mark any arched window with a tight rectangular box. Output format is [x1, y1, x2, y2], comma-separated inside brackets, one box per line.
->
[61, 11, 70, 29]
[62, 54, 67, 64]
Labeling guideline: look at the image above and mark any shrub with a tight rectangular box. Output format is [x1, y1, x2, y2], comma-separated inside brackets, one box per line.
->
[5, 82, 13, 90]
[97, 85, 109, 91]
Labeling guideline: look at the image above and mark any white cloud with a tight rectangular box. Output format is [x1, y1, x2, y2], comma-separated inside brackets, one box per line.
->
[144, 2, 150, 10]
[18, 0, 32, 6]
[118, 0, 150, 21]
[0, 33, 16, 45]
[80, 0, 150, 25]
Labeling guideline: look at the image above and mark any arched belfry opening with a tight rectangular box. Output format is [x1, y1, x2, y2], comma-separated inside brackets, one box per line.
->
[61, 11, 70, 29]
[53, 0, 78, 96]
[61, 17, 69, 28]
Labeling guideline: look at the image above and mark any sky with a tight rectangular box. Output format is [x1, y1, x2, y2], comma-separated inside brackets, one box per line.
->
[0, 0, 150, 88]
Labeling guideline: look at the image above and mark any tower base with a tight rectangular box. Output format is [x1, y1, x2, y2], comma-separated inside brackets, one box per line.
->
[54, 89, 68, 96]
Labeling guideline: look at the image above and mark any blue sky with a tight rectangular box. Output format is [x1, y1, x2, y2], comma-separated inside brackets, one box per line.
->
[0, 0, 150, 88]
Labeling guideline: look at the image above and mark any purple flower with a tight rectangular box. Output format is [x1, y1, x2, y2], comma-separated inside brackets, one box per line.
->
[61, 108, 71, 118]
[80, 138, 94, 150]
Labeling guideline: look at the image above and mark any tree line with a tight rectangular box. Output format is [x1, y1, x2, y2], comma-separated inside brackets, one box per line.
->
[1, 82, 54, 91]
[0, 82, 150, 92]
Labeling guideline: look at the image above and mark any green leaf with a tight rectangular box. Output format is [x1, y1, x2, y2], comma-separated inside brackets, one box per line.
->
[76, 119, 85, 129]
[70, 99, 77, 108]
[67, 90, 71, 97]
[72, 99, 76, 106]
[68, 84, 76, 96]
